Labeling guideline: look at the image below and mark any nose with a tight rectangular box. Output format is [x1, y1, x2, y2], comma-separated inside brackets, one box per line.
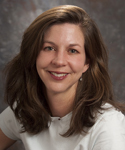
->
[51, 50, 67, 67]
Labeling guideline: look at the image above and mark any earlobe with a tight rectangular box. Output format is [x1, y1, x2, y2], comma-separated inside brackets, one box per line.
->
[82, 58, 90, 73]
[82, 63, 89, 73]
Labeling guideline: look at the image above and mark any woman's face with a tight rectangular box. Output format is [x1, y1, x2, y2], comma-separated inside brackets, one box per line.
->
[36, 23, 89, 96]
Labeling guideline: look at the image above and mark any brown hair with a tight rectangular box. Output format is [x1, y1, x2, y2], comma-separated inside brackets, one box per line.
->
[4, 5, 125, 136]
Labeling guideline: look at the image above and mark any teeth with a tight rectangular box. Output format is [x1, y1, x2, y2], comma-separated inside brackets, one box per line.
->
[50, 72, 67, 77]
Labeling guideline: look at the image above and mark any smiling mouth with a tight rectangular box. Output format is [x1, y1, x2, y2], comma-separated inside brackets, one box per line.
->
[50, 72, 68, 77]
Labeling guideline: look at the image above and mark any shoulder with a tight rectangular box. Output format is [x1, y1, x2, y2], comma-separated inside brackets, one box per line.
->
[89, 103, 125, 150]
[93, 103, 125, 134]
[96, 103, 125, 127]
[0, 106, 21, 140]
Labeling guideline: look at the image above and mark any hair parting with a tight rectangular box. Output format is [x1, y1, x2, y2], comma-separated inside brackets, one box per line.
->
[4, 5, 125, 137]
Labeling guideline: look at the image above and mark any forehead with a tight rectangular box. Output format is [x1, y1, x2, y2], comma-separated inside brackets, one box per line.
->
[43, 23, 84, 43]
[45, 22, 83, 33]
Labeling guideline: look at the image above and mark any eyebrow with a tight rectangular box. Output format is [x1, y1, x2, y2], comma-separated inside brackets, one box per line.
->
[43, 41, 56, 46]
[43, 41, 82, 48]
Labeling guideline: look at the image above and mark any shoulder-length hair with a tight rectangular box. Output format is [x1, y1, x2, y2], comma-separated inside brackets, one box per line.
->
[4, 5, 124, 136]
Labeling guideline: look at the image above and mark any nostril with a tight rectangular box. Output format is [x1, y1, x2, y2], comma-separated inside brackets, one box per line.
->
[51, 56, 67, 66]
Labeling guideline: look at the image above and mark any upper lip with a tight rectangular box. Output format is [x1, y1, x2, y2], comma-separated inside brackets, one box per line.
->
[49, 71, 69, 74]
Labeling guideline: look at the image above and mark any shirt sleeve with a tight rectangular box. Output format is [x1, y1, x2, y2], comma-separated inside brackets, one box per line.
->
[0, 107, 21, 140]
[91, 109, 125, 150]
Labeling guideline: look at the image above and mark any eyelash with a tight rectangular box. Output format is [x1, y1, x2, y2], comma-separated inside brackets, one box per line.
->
[43, 46, 79, 54]
[69, 49, 79, 54]
[43, 46, 55, 51]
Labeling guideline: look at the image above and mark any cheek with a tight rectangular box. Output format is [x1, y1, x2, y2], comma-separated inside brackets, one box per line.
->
[69, 56, 85, 72]
[36, 52, 51, 68]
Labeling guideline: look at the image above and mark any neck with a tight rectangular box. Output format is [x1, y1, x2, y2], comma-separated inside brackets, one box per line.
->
[46, 90, 76, 118]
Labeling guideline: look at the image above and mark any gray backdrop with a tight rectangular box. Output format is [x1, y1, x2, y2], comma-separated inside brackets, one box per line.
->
[0, 0, 125, 149]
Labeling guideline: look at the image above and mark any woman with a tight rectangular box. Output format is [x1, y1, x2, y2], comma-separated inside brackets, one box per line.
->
[0, 5, 125, 150]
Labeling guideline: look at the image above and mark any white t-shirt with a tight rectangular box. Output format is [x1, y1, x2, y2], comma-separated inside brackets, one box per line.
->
[0, 103, 125, 150]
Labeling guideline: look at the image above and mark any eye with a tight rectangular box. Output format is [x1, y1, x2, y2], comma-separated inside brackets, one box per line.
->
[69, 49, 79, 54]
[43, 46, 55, 51]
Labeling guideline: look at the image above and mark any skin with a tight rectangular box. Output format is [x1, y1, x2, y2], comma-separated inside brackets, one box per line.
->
[0, 128, 16, 150]
[36, 23, 89, 117]
[0, 23, 89, 149]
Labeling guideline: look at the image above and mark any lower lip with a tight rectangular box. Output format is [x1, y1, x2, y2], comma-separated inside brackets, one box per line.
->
[49, 72, 68, 80]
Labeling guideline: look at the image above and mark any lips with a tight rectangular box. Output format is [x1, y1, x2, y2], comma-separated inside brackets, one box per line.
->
[49, 71, 68, 80]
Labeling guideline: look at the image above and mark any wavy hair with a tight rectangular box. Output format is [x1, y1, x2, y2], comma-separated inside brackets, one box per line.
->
[4, 5, 124, 136]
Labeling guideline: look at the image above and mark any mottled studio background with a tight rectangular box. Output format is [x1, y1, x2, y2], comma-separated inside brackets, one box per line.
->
[0, 0, 125, 149]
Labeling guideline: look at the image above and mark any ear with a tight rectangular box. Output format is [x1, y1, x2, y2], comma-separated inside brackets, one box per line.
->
[82, 63, 89, 73]
[82, 59, 90, 73]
